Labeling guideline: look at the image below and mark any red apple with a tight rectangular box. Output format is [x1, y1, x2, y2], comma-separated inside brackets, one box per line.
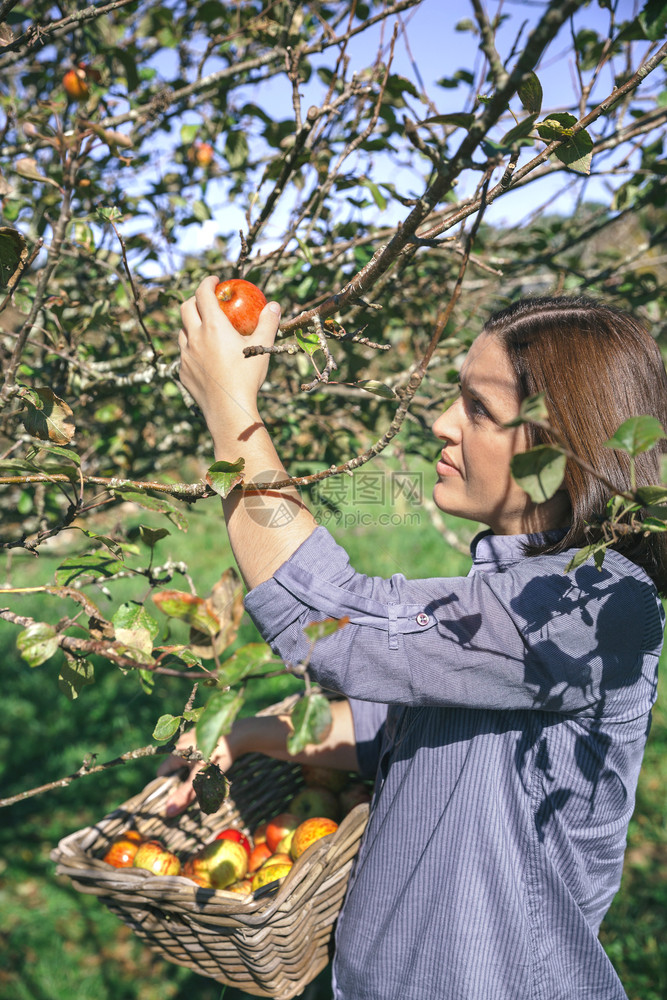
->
[63, 67, 89, 101]
[290, 787, 340, 822]
[214, 278, 267, 337]
[290, 817, 338, 861]
[214, 827, 252, 857]
[248, 842, 272, 873]
[265, 812, 300, 853]
[187, 839, 248, 889]
[132, 839, 181, 876]
[103, 829, 143, 868]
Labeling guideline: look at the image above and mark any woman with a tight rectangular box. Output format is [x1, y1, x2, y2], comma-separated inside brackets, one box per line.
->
[163, 284, 667, 1000]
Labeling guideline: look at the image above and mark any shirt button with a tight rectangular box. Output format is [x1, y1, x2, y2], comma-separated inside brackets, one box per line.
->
[416, 612, 429, 627]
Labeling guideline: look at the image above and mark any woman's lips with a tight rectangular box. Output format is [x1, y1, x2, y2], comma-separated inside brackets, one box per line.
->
[436, 456, 461, 477]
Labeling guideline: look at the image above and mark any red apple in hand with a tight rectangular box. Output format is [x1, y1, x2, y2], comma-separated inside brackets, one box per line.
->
[215, 827, 252, 857]
[214, 278, 267, 336]
[132, 839, 181, 876]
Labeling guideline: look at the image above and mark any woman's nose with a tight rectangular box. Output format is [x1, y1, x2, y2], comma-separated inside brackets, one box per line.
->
[432, 397, 462, 441]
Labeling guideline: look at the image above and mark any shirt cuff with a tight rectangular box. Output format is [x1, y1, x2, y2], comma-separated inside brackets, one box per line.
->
[243, 526, 352, 642]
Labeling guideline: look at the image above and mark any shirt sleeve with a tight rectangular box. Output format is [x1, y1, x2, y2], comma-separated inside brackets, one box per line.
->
[244, 526, 662, 720]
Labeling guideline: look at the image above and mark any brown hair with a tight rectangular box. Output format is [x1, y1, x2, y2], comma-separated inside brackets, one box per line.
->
[484, 296, 667, 596]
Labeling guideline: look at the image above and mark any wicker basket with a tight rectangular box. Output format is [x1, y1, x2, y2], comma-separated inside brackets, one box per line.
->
[51, 749, 369, 1000]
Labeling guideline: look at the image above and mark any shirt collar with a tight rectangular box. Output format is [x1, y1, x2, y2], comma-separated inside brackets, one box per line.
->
[470, 527, 569, 570]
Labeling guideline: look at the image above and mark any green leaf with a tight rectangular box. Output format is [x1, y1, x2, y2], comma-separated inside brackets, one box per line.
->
[139, 525, 170, 548]
[152, 589, 221, 635]
[196, 688, 245, 759]
[503, 393, 549, 427]
[635, 485, 667, 506]
[361, 178, 387, 210]
[295, 328, 322, 357]
[638, 0, 667, 40]
[153, 714, 181, 743]
[0, 226, 28, 289]
[510, 446, 567, 503]
[19, 387, 75, 445]
[500, 114, 539, 149]
[303, 617, 350, 643]
[180, 124, 199, 145]
[58, 655, 94, 700]
[218, 642, 277, 685]
[25, 443, 81, 466]
[604, 416, 666, 457]
[109, 489, 188, 530]
[418, 112, 475, 130]
[517, 72, 543, 114]
[224, 129, 249, 169]
[17, 622, 59, 667]
[55, 552, 124, 586]
[287, 694, 332, 755]
[565, 540, 609, 573]
[537, 113, 593, 175]
[357, 380, 396, 399]
[537, 112, 578, 141]
[205, 459, 245, 498]
[113, 600, 160, 639]
[97, 206, 122, 222]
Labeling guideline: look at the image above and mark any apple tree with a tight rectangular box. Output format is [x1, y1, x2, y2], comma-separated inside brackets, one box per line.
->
[0, 0, 665, 808]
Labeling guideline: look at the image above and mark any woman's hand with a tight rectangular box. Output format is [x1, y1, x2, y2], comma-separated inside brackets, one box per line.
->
[178, 275, 281, 438]
[157, 727, 234, 817]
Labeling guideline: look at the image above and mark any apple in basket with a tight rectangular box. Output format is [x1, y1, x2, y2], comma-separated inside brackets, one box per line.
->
[103, 828, 143, 868]
[214, 827, 252, 857]
[186, 838, 248, 889]
[290, 817, 339, 861]
[251, 862, 294, 893]
[265, 812, 300, 852]
[248, 841, 272, 873]
[132, 839, 181, 876]
[290, 786, 340, 822]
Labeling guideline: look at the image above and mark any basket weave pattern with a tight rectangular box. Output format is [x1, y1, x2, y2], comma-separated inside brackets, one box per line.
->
[51, 752, 369, 1000]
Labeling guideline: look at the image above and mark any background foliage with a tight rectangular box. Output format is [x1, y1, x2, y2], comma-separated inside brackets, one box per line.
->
[1, 1, 666, 998]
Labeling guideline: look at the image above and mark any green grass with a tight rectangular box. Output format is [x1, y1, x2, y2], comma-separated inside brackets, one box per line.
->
[1, 460, 665, 1000]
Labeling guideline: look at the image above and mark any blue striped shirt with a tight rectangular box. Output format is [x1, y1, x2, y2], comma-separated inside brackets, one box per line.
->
[244, 526, 664, 999]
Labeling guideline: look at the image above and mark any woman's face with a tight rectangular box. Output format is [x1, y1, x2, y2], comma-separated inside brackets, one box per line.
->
[431, 331, 565, 535]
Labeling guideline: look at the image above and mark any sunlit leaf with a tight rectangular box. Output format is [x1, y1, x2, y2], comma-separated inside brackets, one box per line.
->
[58, 655, 94, 700]
[303, 617, 350, 643]
[19, 386, 75, 445]
[510, 446, 567, 503]
[153, 714, 181, 743]
[196, 688, 245, 759]
[604, 416, 666, 457]
[206, 459, 245, 498]
[295, 328, 322, 357]
[287, 694, 332, 755]
[218, 642, 278, 685]
[17, 622, 59, 667]
[152, 589, 221, 635]
[357, 380, 396, 399]
[55, 552, 124, 586]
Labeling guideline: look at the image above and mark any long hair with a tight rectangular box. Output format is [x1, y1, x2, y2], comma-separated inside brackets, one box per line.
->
[484, 296, 667, 596]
